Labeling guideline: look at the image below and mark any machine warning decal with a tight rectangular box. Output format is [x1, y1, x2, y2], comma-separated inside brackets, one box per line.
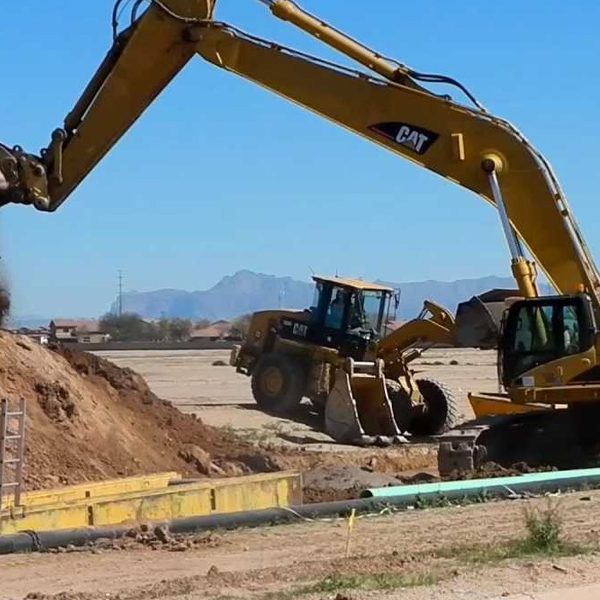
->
[369, 122, 439, 155]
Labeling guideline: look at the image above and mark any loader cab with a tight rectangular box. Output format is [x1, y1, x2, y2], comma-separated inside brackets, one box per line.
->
[499, 294, 598, 386]
[279, 276, 397, 359]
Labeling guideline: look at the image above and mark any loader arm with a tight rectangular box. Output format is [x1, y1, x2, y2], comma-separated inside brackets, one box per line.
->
[376, 312, 457, 382]
[377, 301, 456, 357]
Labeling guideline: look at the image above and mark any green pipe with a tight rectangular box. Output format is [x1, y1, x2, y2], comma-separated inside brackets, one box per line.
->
[361, 467, 600, 498]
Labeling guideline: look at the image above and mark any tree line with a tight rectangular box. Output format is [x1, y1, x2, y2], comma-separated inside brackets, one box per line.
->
[99, 313, 252, 342]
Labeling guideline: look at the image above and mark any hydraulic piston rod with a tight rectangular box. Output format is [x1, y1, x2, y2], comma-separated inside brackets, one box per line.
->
[482, 157, 539, 299]
[256, 0, 419, 87]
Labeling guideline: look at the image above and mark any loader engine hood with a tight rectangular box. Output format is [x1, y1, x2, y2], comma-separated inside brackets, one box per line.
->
[455, 289, 520, 349]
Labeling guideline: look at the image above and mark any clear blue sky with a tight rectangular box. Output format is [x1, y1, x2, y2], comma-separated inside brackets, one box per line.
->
[2, 1, 599, 317]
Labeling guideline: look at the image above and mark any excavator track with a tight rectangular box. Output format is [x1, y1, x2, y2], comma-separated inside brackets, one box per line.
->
[438, 407, 600, 478]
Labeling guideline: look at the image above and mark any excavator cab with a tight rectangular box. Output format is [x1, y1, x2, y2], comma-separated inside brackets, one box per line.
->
[499, 294, 598, 388]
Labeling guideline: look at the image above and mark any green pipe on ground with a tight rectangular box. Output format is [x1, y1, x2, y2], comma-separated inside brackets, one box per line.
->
[361, 467, 600, 498]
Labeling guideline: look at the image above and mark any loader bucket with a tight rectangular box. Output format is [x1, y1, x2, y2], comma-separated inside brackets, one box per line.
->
[455, 289, 519, 349]
[324, 360, 402, 444]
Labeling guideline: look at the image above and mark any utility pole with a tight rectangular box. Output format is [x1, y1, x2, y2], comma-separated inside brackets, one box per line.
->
[117, 270, 123, 317]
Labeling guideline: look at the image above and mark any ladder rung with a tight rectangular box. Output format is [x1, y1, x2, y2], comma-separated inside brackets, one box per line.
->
[2, 435, 22, 441]
[0, 482, 19, 488]
[4, 411, 24, 417]
[1, 458, 21, 465]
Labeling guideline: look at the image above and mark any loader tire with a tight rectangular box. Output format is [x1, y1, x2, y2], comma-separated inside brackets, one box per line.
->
[386, 380, 413, 432]
[251, 353, 305, 415]
[410, 377, 459, 436]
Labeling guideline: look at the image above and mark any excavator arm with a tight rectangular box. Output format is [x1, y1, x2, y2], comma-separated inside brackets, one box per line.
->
[1, 0, 599, 315]
[0, 0, 215, 211]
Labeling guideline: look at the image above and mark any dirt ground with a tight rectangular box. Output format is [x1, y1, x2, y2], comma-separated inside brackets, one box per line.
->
[99, 347, 498, 446]
[91, 347, 498, 498]
[0, 332, 441, 499]
[1, 344, 598, 599]
[2, 489, 600, 599]
[98, 347, 498, 494]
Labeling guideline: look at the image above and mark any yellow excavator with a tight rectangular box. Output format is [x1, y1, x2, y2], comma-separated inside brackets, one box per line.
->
[2, 1, 599, 471]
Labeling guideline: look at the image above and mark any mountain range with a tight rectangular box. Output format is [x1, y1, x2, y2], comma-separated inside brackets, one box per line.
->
[109, 270, 533, 321]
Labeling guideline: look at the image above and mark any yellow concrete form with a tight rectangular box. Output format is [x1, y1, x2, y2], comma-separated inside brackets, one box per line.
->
[0, 471, 301, 535]
[0, 472, 181, 511]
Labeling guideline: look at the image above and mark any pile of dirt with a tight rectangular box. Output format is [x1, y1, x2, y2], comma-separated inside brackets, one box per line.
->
[0, 332, 278, 489]
[0, 331, 442, 501]
[445, 461, 556, 482]
[302, 465, 402, 503]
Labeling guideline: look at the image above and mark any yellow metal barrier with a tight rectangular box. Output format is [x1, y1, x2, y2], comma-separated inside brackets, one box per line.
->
[469, 392, 546, 418]
[0, 471, 302, 535]
[0, 472, 181, 511]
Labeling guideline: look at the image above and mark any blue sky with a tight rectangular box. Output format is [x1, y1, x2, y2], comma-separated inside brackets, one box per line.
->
[2, 1, 599, 317]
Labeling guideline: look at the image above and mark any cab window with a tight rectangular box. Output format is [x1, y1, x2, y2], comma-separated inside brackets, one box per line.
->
[324, 286, 347, 330]
[562, 305, 581, 354]
[503, 297, 594, 383]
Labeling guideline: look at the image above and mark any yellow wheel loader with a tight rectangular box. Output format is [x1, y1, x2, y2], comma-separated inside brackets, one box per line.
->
[231, 275, 499, 445]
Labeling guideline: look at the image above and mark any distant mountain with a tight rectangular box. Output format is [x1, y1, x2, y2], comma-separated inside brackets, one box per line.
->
[111, 270, 547, 321]
[6, 315, 51, 329]
[113, 270, 314, 321]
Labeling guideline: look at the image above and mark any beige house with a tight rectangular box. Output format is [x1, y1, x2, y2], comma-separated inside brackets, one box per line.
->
[189, 320, 234, 342]
[50, 320, 110, 344]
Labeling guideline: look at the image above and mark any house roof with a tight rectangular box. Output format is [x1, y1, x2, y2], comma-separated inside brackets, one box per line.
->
[190, 326, 224, 339]
[18, 327, 49, 334]
[51, 319, 104, 333]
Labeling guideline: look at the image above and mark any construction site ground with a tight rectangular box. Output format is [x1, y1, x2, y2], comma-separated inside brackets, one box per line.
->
[3, 489, 600, 599]
[2, 338, 598, 598]
[98, 347, 497, 441]
[98, 348, 499, 497]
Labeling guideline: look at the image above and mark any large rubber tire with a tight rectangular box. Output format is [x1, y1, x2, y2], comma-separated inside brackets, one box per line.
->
[386, 380, 413, 432]
[409, 377, 459, 436]
[251, 353, 305, 415]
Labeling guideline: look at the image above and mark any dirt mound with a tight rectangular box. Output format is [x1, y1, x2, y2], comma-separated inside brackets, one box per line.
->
[445, 461, 556, 482]
[0, 332, 278, 489]
[0, 331, 440, 500]
[302, 465, 402, 503]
